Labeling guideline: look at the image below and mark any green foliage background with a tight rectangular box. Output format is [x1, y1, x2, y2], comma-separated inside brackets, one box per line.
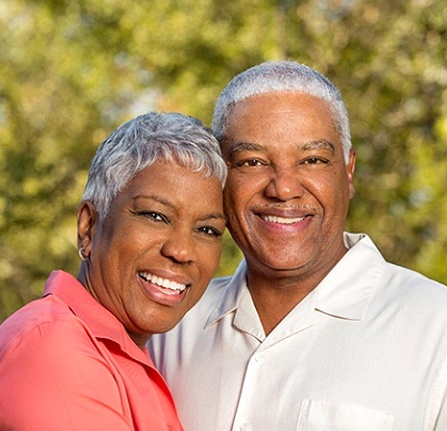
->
[1, 0, 447, 321]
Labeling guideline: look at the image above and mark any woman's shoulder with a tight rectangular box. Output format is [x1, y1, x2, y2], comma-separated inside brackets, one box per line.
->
[0, 295, 94, 360]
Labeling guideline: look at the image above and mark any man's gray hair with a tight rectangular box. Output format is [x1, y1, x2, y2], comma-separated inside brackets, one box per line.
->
[82, 111, 227, 220]
[212, 60, 352, 161]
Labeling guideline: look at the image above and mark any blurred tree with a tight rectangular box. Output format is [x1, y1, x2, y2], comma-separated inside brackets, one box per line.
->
[0, 0, 151, 317]
[298, 0, 447, 278]
[0, 0, 446, 321]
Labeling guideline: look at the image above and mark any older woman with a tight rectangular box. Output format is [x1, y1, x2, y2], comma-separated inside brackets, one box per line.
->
[0, 112, 227, 430]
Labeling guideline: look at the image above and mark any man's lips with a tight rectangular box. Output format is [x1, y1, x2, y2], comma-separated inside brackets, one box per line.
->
[253, 205, 315, 225]
[138, 271, 190, 294]
[259, 214, 308, 225]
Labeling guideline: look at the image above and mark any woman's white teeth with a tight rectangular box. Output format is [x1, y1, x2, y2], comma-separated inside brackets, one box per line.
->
[262, 215, 306, 224]
[140, 272, 187, 292]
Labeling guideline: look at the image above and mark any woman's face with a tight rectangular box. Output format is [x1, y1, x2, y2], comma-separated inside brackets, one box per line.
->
[77, 160, 226, 348]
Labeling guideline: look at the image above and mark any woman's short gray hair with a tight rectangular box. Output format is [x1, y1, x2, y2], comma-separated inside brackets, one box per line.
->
[212, 60, 352, 162]
[82, 112, 227, 220]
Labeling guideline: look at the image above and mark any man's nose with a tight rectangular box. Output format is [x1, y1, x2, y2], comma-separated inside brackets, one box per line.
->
[265, 167, 305, 201]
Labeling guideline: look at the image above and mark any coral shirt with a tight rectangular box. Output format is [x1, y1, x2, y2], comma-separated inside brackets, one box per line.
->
[0, 270, 183, 431]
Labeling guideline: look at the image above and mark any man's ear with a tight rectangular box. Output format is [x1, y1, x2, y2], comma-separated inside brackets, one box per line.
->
[77, 201, 98, 260]
[347, 149, 356, 199]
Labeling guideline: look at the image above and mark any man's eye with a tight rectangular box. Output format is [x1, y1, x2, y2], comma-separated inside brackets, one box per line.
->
[237, 159, 262, 166]
[302, 157, 328, 165]
[234, 159, 267, 168]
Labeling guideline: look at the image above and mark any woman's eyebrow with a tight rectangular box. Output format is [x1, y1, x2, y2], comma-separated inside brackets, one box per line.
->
[132, 194, 171, 207]
[200, 213, 227, 223]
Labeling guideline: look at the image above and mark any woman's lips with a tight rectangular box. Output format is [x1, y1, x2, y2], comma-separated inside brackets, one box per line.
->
[138, 271, 190, 306]
[138, 271, 188, 293]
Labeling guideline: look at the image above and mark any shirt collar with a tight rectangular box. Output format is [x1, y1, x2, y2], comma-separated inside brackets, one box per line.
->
[312, 232, 387, 320]
[205, 233, 386, 326]
[205, 260, 249, 327]
[44, 270, 153, 366]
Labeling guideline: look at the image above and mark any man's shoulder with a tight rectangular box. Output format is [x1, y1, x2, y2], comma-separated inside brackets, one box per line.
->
[362, 261, 447, 336]
[383, 262, 447, 305]
[347, 232, 447, 304]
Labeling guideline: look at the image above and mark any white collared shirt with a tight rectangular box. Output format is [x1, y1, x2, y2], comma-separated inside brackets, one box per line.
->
[149, 233, 447, 431]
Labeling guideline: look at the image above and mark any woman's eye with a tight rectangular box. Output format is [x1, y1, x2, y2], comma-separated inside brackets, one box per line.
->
[139, 211, 167, 223]
[197, 226, 222, 237]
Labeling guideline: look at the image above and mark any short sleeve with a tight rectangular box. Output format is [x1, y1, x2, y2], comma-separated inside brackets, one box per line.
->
[0, 318, 133, 431]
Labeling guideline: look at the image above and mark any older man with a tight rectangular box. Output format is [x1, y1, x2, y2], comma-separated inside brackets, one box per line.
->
[149, 61, 447, 430]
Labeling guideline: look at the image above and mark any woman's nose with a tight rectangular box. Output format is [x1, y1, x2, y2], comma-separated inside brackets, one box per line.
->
[160, 233, 194, 264]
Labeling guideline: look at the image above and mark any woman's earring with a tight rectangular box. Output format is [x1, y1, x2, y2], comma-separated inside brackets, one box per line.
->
[78, 247, 87, 261]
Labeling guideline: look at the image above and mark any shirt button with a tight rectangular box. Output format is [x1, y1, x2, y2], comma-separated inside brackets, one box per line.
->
[240, 423, 253, 431]
[254, 354, 265, 363]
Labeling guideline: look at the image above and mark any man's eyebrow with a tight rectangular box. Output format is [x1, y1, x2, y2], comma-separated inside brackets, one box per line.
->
[300, 139, 335, 154]
[225, 139, 335, 157]
[225, 142, 266, 157]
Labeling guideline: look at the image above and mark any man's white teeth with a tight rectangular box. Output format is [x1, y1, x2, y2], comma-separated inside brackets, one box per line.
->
[262, 215, 306, 224]
[140, 272, 187, 292]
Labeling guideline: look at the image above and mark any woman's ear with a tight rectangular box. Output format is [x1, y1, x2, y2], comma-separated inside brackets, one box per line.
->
[77, 201, 98, 260]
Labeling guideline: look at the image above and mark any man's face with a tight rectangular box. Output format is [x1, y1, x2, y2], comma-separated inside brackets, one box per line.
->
[221, 92, 355, 281]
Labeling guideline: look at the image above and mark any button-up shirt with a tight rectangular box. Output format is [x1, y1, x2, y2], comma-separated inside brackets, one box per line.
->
[149, 233, 447, 430]
[0, 270, 183, 431]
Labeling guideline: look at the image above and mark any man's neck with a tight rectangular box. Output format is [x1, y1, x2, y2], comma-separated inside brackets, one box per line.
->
[245, 246, 348, 335]
[246, 272, 319, 336]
